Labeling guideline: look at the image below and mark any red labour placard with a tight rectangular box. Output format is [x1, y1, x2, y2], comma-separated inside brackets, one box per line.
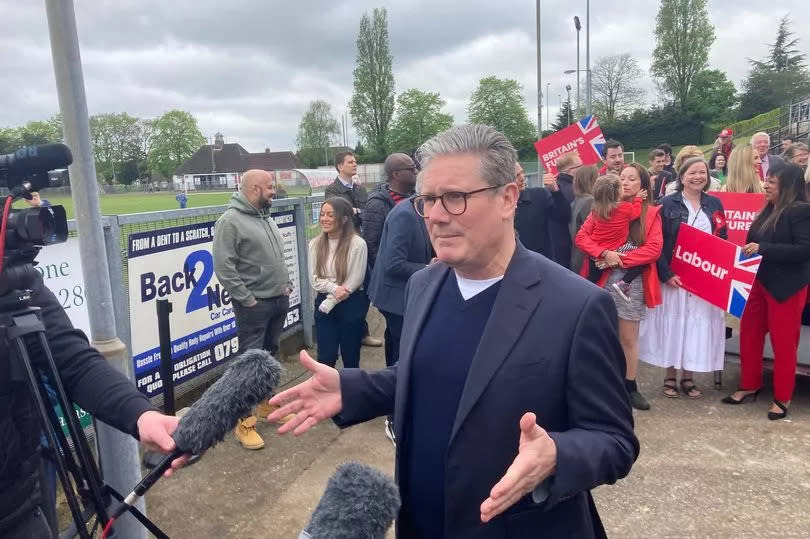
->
[670, 224, 761, 318]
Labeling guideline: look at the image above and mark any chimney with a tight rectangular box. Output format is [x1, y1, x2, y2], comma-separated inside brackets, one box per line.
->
[213, 132, 224, 150]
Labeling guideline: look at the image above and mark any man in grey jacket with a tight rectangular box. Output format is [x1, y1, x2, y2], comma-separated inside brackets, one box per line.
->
[213, 169, 292, 450]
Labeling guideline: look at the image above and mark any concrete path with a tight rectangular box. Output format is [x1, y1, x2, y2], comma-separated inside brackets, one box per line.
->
[146, 310, 810, 538]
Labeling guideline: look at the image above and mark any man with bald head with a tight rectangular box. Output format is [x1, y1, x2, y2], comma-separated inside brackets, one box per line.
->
[213, 169, 292, 450]
[363, 153, 418, 268]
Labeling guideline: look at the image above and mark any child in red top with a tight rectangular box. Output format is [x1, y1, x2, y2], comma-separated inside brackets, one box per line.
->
[586, 174, 647, 302]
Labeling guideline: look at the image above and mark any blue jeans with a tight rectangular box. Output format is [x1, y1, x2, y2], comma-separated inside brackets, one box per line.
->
[314, 291, 368, 369]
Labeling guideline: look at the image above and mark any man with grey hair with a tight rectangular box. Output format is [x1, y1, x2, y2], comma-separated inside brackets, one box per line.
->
[213, 169, 292, 450]
[269, 125, 638, 538]
[751, 131, 784, 179]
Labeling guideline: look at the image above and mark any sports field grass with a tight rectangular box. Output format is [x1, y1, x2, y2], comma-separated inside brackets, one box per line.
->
[12, 188, 312, 219]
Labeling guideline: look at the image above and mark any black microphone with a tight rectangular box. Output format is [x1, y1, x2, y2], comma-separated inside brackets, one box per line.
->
[0, 143, 73, 179]
[111, 349, 284, 518]
[300, 462, 401, 539]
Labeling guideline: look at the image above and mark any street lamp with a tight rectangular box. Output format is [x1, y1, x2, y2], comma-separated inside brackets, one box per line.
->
[574, 16, 581, 117]
[565, 84, 572, 124]
[586, 0, 591, 115]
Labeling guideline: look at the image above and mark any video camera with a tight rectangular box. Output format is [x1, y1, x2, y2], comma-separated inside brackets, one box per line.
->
[0, 143, 71, 291]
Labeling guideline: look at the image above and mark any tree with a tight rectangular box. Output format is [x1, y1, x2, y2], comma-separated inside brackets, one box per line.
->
[296, 100, 340, 168]
[0, 127, 21, 154]
[651, 0, 716, 111]
[467, 76, 537, 150]
[147, 110, 205, 179]
[89, 113, 144, 183]
[739, 17, 810, 118]
[591, 54, 645, 124]
[388, 89, 454, 153]
[752, 15, 806, 72]
[551, 99, 575, 131]
[686, 69, 738, 123]
[17, 115, 63, 147]
[349, 8, 395, 156]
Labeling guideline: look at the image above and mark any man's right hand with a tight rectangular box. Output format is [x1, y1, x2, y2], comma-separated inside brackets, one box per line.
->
[268, 350, 342, 435]
[666, 275, 682, 288]
[542, 172, 559, 192]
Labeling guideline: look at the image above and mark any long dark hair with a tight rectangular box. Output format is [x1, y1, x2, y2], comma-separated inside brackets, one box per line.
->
[750, 163, 807, 235]
[626, 163, 652, 246]
[315, 197, 356, 284]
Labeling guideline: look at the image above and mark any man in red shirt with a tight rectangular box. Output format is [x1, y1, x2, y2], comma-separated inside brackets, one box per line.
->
[712, 128, 735, 162]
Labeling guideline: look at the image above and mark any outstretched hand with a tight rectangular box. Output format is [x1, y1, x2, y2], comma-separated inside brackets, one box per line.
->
[480, 412, 557, 523]
[268, 350, 342, 435]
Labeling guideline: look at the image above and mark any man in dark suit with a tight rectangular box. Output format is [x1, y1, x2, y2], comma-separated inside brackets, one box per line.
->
[324, 150, 382, 347]
[367, 196, 433, 444]
[367, 197, 433, 369]
[514, 162, 571, 259]
[324, 151, 368, 228]
[270, 124, 638, 538]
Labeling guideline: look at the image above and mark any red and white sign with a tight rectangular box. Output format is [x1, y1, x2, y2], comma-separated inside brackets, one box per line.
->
[534, 115, 606, 174]
[708, 191, 766, 246]
[671, 224, 761, 318]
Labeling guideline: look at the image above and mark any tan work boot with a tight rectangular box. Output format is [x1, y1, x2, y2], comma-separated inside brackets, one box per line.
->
[362, 335, 383, 347]
[256, 400, 295, 424]
[234, 416, 264, 450]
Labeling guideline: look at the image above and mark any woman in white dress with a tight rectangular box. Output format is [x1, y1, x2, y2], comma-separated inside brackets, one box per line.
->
[639, 157, 728, 398]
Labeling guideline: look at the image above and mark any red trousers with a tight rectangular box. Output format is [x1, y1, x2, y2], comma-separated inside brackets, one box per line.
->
[739, 280, 807, 402]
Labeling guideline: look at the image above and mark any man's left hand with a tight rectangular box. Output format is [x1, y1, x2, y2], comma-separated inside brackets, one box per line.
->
[136, 411, 189, 477]
[480, 412, 556, 523]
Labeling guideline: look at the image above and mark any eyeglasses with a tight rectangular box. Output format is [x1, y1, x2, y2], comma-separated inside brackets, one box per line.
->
[393, 166, 417, 173]
[411, 185, 502, 217]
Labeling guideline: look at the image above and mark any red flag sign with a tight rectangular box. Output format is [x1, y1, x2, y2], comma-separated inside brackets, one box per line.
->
[670, 224, 761, 318]
[534, 115, 606, 174]
[708, 191, 766, 246]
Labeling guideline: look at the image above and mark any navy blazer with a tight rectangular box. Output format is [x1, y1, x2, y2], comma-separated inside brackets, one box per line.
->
[336, 243, 639, 538]
[367, 199, 433, 316]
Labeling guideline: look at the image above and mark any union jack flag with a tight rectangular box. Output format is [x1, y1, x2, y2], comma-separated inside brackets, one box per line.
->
[727, 247, 761, 318]
[578, 115, 606, 160]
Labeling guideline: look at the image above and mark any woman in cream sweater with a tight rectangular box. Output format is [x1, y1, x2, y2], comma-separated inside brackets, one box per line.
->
[309, 196, 368, 368]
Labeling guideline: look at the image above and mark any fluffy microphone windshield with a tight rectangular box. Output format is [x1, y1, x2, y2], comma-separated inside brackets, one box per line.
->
[172, 348, 283, 455]
[305, 462, 401, 539]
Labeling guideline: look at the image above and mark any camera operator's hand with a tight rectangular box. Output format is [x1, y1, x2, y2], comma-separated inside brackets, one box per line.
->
[136, 411, 189, 477]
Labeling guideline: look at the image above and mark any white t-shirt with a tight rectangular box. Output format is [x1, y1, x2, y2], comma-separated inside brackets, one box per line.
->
[454, 272, 504, 301]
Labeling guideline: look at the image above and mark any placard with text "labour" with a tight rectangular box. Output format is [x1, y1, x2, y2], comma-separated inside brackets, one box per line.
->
[670, 224, 761, 318]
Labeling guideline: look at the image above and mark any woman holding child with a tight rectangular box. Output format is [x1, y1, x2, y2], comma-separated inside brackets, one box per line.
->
[575, 163, 663, 410]
[639, 157, 728, 399]
[308, 197, 368, 368]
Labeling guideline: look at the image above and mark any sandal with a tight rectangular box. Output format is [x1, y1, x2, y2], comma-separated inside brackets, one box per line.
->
[680, 378, 702, 399]
[663, 377, 679, 398]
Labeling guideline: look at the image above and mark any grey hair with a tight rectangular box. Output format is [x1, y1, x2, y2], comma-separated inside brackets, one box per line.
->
[415, 124, 517, 192]
[751, 131, 770, 144]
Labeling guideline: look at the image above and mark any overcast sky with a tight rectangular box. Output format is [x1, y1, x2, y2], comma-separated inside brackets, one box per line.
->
[1, 1, 808, 153]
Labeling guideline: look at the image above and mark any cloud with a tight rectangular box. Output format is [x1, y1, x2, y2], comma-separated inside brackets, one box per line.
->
[0, 0, 807, 153]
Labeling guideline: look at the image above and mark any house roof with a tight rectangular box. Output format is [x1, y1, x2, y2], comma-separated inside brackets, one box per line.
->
[248, 151, 303, 171]
[175, 143, 250, 175]
[175, 144, 304, 175]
